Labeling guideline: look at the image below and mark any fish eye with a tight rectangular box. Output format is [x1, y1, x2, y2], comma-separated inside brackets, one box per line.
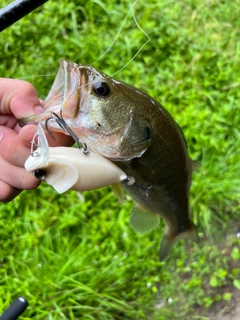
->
[143, 126, 151, 141]
[93, 81, 110, 97]
[33, 169, 46, 180]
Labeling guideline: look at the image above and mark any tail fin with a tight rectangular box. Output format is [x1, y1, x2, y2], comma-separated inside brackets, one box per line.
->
[159, 225, 198, 261]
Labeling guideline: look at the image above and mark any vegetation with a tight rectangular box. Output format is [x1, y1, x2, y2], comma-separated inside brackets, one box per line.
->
[0, 0, 239, 319]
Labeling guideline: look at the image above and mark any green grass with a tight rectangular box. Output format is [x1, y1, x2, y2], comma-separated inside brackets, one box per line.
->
[0, 0, 240, 319]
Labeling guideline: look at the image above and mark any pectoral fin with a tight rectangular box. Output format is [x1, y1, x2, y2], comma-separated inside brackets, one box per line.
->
[130, 204, 160, 233]
[159, 224, 198, 261]
[112, 183, 125, 204]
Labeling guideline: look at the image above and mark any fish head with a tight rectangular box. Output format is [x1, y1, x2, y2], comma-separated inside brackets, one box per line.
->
[19, 60, 151, 160]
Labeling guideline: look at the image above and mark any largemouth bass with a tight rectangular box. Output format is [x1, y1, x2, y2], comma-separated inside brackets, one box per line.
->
[20, 59, 198, 260]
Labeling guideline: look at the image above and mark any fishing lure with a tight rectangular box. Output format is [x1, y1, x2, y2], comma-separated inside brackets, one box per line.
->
[25, 125, 128, 194]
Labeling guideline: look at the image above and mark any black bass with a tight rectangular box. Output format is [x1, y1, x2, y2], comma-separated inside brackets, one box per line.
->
[20, 59, 198, 260]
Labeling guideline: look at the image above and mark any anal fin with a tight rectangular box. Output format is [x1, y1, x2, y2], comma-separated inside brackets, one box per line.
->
[130, 204, 160, 233]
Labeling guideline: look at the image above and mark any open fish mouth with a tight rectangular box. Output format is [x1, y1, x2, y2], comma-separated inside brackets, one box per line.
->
[19, 59, 151, 160]
[18, 59, 100, 130]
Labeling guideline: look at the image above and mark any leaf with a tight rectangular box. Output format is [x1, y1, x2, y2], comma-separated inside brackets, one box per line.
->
[223, 292, 232, 301]
[231, 247, 240, 261]
[209, 276, 219, 288]
[233, 279, 240, 290]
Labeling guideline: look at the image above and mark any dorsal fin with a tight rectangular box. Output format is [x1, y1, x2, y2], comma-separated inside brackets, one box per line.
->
[191, 160, 200, 171]
[130, 204, 160, 233]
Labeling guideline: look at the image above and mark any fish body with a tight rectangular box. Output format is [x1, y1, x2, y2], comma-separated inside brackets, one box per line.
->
[20, 60, 198, 259]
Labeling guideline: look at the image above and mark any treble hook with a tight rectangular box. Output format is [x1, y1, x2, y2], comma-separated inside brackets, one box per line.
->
[45, 110, 90, 155]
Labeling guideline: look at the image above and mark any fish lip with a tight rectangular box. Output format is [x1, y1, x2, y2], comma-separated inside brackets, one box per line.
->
[18, 118, 29, 127]
[56, 61, 100, 120]
[18, 113, 50, 127]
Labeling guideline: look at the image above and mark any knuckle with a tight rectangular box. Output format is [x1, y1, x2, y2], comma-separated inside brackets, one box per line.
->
[21, 173, 41, 190]
[0, 182, 20, 203]
[6, 138, 22, 165]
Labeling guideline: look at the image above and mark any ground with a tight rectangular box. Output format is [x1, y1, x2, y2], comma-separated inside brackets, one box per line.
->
[154, 224, 240, 320]
[189, 228, 240, 320]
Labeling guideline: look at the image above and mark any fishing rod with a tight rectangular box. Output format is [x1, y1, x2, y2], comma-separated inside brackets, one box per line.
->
[0, 297, 28, 320]
[0, 0, 49, 32]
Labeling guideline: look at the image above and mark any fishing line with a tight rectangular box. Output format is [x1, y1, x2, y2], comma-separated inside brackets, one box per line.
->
[110, 0, 151, 77]
[19, 0, 151, 82]
[18, 73, 56, 80]
[92, 0, 137, 66]
[70, 0, 152, 92]
[93, 0, 151, 76]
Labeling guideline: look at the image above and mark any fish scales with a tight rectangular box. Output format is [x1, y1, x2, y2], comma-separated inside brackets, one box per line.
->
[114, 97, 192, 233]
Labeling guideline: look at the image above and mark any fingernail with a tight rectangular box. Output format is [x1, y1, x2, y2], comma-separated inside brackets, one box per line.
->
[34, 106, 44, 114]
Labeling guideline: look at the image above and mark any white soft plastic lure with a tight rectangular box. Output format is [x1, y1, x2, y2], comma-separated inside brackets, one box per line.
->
[25, 125, 127, 194]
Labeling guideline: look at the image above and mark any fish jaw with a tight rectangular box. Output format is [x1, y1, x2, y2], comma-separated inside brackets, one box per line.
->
[19, 59, 89, 127]
[18, 111, 55, 128]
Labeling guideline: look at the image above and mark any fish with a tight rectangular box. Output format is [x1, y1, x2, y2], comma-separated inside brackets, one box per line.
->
[25, 125, 128, 194]
[20, 59, 198, 260]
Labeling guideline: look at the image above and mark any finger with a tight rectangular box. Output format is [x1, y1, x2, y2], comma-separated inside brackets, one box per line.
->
[19, 124, 74, 147]
[0, 180, 22, 203]
[0, 157, 40, 190]
[0, 78, 43, 118]
[0, 126, 32, 167]
[0, 115, 18, 128]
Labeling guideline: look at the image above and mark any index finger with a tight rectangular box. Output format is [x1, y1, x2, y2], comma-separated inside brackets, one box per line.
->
[19, 124, 74, 147]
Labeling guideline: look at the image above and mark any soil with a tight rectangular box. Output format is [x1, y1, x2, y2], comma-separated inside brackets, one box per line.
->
[155, 223, 240, 320]
[195, 287, 240, 320]
[187, 227, 240, 320]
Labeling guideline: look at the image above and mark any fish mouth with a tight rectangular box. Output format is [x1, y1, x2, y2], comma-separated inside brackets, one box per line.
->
[18, 111, 53, 128]
[18, 59, 98, 131]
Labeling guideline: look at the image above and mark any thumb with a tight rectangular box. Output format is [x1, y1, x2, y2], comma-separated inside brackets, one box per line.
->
[0, 78, 43, 118]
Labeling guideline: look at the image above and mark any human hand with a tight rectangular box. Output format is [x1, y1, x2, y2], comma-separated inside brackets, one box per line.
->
[0, 78, 73, 202]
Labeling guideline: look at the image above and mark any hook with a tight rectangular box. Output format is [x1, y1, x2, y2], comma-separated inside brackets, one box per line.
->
[44, 110, 90, 155]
